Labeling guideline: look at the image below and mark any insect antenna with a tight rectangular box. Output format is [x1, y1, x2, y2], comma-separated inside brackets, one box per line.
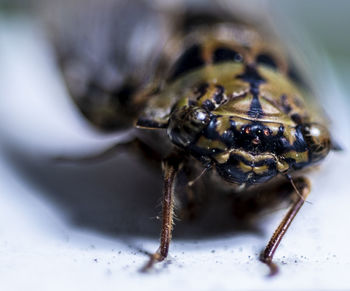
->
[285, 174, 312, 205]
[187, 164, 212, 187]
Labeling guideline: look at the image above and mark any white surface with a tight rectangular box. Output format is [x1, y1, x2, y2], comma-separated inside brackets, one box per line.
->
[1, 17, 350, 291]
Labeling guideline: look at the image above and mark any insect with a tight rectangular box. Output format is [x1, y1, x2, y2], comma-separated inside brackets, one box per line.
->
[50, 2, 339, 275]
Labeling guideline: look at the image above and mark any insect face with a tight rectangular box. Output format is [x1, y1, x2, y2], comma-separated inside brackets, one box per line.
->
[164, 84, 325, 186]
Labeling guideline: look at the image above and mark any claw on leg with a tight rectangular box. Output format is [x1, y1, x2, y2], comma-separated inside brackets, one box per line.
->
[259, 256, 279, 277]
[140, 250, 166, 272]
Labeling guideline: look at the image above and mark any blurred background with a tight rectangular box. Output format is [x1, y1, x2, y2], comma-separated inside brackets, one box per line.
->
[0, 1, 349, 290]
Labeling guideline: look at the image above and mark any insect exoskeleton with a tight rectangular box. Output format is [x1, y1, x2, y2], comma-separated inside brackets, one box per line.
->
[138, 61, 332, 184]
[136, 21, 334, 274]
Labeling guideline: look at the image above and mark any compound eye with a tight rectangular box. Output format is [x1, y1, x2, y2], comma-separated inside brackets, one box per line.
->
[301, 123, 331, 163]
[167, 106, 210, 147]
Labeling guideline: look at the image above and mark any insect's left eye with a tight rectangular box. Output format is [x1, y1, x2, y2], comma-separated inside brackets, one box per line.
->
[256, 53, 278, 70]
[301, 123, 331, 163]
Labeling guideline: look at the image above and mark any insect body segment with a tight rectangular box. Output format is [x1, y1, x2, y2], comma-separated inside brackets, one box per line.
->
[134, 21, 333, 273]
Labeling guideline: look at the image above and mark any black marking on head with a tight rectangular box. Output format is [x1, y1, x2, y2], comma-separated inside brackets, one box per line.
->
[214, 92, 223, 104]
[213, 47, 243, 64]
[195, 82, 209, 99]
[183, 115, 312, 182]
[237, 65, 266, 87]
[213, 120, 309, 156]
[248, 94, 264, 118]
[188, 143, 224, 162]
[291, 113, 302, 125]
[278, 125, 285, 135]
[202, 116, 221, 140]
[256, 53, 278, 70]
[213, 85, 225, 104]
[169, 44, 205, 81]
[202, 100, 215, 111]
[188, 100, 197, 106]
[221, 129, 236, 147]
[294, 125, 309, 152]
[237, 65, 266, 119]
[216, 154, 278, 185]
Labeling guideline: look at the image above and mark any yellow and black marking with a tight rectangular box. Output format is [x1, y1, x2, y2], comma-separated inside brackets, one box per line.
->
[136, 19, 333, 186]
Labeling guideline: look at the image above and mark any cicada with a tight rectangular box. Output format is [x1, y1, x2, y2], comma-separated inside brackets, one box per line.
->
[46, 1, 339, 275]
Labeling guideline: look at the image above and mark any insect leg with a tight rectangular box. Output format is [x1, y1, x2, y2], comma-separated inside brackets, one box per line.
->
[260, 176, 311, 276]
[141, 153, 182, 272]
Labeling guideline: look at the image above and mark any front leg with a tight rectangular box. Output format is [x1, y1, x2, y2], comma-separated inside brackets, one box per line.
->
[141, 153, 182, 272]
[260, 176, 311, 276]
